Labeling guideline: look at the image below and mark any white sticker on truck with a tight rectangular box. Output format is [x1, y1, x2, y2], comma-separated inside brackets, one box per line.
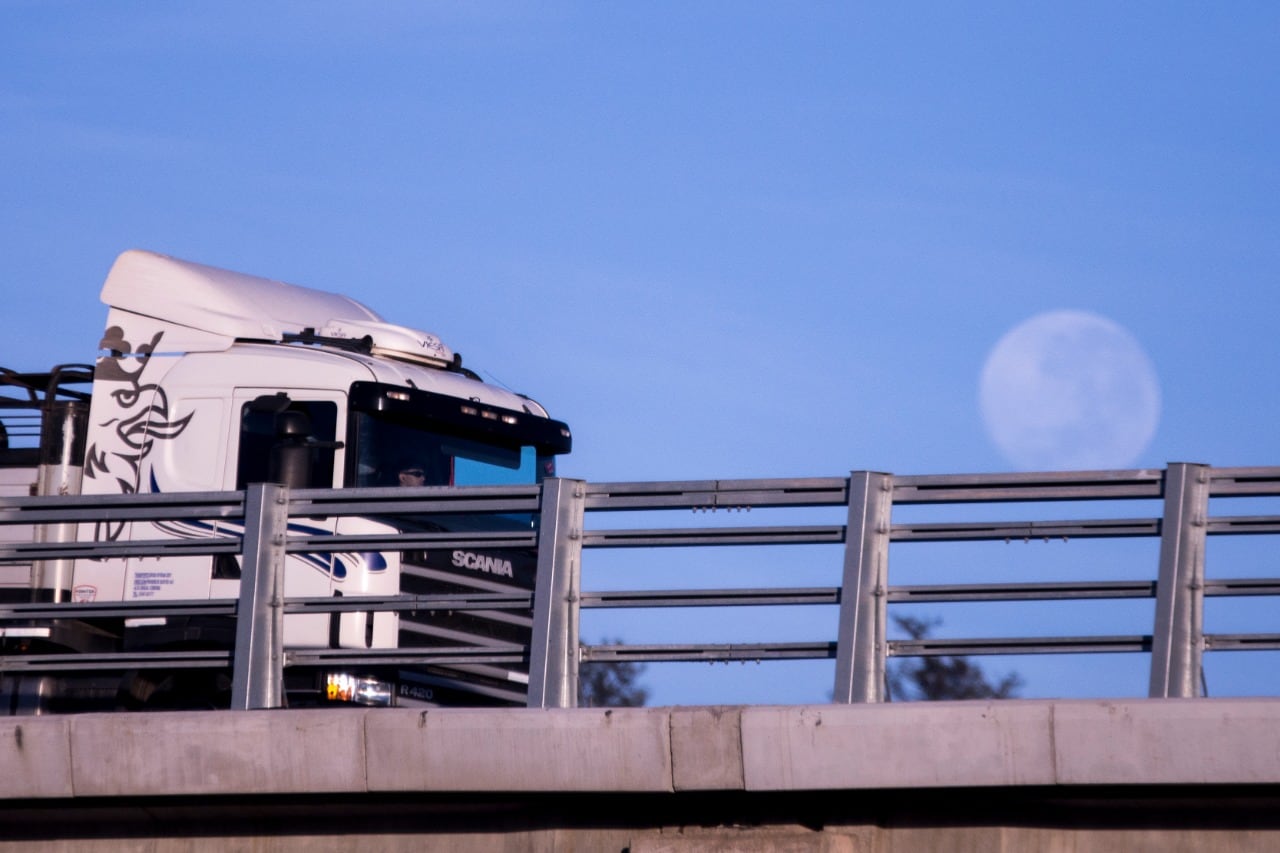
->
[131, 571, 174, 598]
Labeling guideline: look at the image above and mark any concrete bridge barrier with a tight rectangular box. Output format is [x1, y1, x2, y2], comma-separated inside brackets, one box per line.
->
[2, 698, 1280, 850]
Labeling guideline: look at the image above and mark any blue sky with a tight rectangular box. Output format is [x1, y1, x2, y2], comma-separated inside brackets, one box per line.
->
[4, 3, 1279, 704]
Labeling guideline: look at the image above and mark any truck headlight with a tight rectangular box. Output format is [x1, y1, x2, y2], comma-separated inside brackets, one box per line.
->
[324, 672, 394, 707]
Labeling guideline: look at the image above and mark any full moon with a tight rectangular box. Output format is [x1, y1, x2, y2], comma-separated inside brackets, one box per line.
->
[979, 310, 1161, 471]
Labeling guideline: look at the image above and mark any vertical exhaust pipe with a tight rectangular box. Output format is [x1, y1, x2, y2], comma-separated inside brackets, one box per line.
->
[31, 399, 89, 602]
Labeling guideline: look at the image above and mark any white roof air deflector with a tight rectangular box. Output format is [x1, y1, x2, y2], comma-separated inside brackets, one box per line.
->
[99, 250, 454, 364]
[102, 250, 379, 340]
[320, 318, 453, 368]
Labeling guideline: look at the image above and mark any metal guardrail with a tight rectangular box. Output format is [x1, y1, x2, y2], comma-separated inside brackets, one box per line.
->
[572, 465, 1280, 703]
[0, 483, 552, 710]
[1, 463, 1279, 709]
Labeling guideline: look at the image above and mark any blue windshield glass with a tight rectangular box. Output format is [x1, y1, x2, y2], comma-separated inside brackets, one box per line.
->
[352, 412, 539, 488]
[454, 445, 536, 486]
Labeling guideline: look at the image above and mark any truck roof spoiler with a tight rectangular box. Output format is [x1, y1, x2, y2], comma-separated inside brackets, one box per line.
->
[99, 250, 455, 367]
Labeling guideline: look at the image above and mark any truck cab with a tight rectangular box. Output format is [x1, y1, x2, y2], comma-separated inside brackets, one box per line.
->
[1, 250, 571, 709]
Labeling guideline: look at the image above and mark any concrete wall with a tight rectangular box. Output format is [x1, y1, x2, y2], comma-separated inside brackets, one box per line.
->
[3, 698, 1280, 850]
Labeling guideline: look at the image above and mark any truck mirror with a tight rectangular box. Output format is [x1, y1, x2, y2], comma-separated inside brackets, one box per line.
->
[269, 409, 314, 489]
[243, 393, 292, 436]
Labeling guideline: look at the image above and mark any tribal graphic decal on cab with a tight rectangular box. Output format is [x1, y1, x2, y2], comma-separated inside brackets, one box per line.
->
[84, 328, 193, 541]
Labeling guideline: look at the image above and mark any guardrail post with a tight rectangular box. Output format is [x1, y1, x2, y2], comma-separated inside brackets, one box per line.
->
[527, 478, 585, 709]
[833, 471, 893, 703]
[231, 483, 289, 710]
[1149, 462, 1210, 698]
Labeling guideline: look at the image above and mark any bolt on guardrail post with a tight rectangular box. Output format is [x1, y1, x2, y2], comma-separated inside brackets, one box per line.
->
[1149, 462, 1210, 698]
[231, 483, 289, 710]
[833, 471, 894, 703]
[527, 478, 585, 709]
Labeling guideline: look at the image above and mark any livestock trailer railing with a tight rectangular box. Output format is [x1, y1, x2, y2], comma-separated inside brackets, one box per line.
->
[1, 464, 1279, 711]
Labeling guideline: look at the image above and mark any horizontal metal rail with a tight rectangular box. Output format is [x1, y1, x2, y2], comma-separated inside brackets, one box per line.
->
[0, 484, 541, 521]
[287, 647, 528, 668]
[889, 517, 1161, 542]
[0, 492, 248, 526]
[0, 646, 537, 673]
[0, 598, 239, 620]
[1205, 579, 1280, 597]
[281, 530, 537, 552]
[583, 525, 847, 548]
[281, 592, 535, 614]
[0, 537, 244, 563]
[1204, 634, 1280, 651]
[1208, 467, 1280, 497]
[889, 634, 1154, 656]
[887, 580, 1158, 603]
[0, 532, 532, 563]
[287, 484, 541, 516]
[892, 469, 1167, 504]
[582, 587, 840, 608]
[1207, 516, 1280, 535]
[582, 641, 839, 663]
[585, 479, 851, 511]
[0, 649, 231, 672]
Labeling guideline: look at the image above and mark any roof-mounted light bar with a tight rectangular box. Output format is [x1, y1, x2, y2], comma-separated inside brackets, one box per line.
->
[350, 381, 572, 455]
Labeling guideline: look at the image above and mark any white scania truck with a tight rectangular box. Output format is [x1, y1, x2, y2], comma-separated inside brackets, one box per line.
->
[0, 250, 571, 713]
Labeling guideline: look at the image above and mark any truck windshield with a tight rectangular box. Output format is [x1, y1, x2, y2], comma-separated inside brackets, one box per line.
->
[351, 414, 542, 488]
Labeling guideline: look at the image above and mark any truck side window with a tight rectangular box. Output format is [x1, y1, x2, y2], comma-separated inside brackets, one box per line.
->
[236, 400, 338, 489]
